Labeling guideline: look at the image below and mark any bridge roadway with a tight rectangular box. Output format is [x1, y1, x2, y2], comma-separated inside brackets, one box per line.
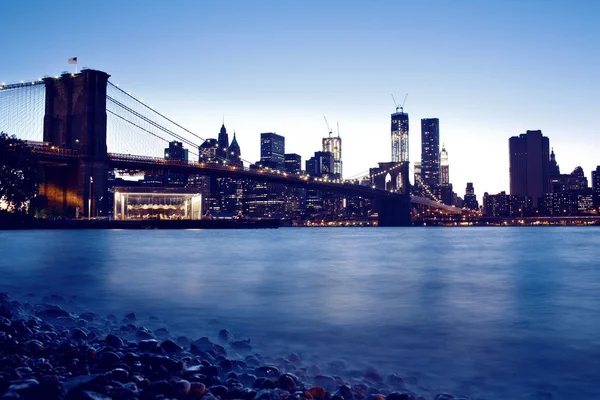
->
[27, 142, 462, 214]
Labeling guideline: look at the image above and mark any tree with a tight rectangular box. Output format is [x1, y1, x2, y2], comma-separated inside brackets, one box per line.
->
[0, 132, 43, 212]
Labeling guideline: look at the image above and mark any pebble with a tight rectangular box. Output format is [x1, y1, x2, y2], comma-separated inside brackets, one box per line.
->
[0, 294, 467, 400]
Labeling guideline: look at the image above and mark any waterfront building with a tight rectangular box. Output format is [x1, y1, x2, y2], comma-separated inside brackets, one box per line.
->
[464, 182, 479, 210]
[483, 191, 531, 217]
[593, 166, 600, 208]
[228, 132, 242, 167]
[199, 138, 219, 163]
[260, 132, 285, 169]
[391, 110, 409, 163]
[322, 134, 342, 179]
[284, 153, 302, 173]
[421, 118, 440, 188]
[509, 130, 550, 208]
[217, 124, 230, 160]
[113, 187, 202, 220]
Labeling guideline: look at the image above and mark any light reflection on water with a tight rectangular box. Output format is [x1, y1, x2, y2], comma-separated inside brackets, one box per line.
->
[1, 227, 600, 399]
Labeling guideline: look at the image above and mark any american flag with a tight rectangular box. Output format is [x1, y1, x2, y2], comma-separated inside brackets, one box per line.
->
[68, 57, 77, 64]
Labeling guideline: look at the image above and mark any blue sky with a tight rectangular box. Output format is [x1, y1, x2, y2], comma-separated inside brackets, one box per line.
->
[2, 0, 599, 200]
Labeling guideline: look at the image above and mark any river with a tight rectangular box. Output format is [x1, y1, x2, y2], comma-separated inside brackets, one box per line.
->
[1, 227, 599, 399]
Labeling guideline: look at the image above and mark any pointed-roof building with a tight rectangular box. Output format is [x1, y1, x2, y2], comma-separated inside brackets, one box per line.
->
[229, 131, 242, 167]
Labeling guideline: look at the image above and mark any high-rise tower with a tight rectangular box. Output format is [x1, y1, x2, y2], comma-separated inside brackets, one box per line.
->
[509, 130, 550, 208]
[391, 110, 409, 163]
[440, 144, 449, 185]
[421, 118, 440, 188]
[322, 129, 342, 179]
[217, 124, 229, 160]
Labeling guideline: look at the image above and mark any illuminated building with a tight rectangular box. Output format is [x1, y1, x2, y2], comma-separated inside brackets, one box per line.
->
[483, 191, 531, 217]
[413, 162, 422, 187]
[285, 153, 302, 172]
[199, 138, 219, 163]
[306, 151, 334, 178]
[113, 187, 202, 220]
[440, 144, 449, 184]
[322, 134, 342, 179]
[391, 110, 409, 163]
[217, 124, 229, 160]
[509, 130, 550, 208]
[164, 141, 188, 162]
[593, 166, 600, 208]
[421, 118, 440, 188]
[260, 132, 285, 169]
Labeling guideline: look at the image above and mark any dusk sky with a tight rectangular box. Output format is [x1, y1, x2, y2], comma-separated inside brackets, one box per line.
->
[2, 0, 599, 199]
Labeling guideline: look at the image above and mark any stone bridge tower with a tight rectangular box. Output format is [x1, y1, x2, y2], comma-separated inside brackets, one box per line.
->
[40, 69, 110, 217]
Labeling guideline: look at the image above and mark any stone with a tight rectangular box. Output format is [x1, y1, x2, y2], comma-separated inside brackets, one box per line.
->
[209, 385, 228, 397]
[287, 353, 301, 363]
[79, 312, 96, 322]
[279, 375, 297, 392]
[161, 339, 183, 354]
[138, 339, 159, 352]
[334, 384, 354, 400]
[365, 367, 382, 382]
[256, 366, 280, 378]
[155, 327, 170, 338]
[218, 329, 234, 342]
[177, 335, 190, 346]
[107, 368, 129, 383]
[386, 374, 404, 387]
[434, 395, 454, 400]
[98, 351, 121, 368]
[135, 328, 154, 340]
[190, 382, 207, 397]
[175, 379, 192, 397]
[239, 373, 258, 386]
[231, 340, 252, 352]
[313, 376, 336, 391]
[79, 391, 112, 400]
[105, 334, 124, 348]
[309, 387, 327, 399]
[387, 393, 415, 400]
[124, 312, 136, 322]
[191, 337, 217, 353]
[71, 327, 88, 340]
[254, 389, 279, 400]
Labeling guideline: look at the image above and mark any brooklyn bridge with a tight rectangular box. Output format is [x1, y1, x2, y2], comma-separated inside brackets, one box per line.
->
[0, 68, 460, 226]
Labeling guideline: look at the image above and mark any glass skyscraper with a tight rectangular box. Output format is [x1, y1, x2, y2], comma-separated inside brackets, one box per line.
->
[260, 132, 285, 168]
[391, 111, 409, 163]
[421, 118, 440, 188]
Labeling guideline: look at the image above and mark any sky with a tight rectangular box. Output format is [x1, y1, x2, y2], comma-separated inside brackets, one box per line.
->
[1, 0, 599, 200]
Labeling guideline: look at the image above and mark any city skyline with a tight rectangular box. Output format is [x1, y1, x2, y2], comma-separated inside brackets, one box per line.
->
[1, 0, 599, 201]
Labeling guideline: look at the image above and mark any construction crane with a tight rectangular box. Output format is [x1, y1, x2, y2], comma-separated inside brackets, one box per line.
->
[391, 93, 409, 113]
[324, 116, 332, 137]
[337, 121, 340, 138]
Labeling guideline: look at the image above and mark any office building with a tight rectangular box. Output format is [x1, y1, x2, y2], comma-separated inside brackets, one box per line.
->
[483, 191, 531, 217]
[440, 144, 449, 184]
[217, 124, 230, 160]
[322, 134, 342, 179]
[413, 162, 422, 187]
[260, 132, 285, 169]
[464, 182, 479, 210]
[306, 151, 334, 178]
[285, 153, 302, 172]
[421, 118, 440, 188]
[391, 110, 409, 163]
[509, 130, 550, 208]
[593, 166, 600, 208]
[164, 141, 188, 162]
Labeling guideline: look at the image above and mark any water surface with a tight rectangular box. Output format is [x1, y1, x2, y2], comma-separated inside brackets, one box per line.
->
[1, 227, 599, 399]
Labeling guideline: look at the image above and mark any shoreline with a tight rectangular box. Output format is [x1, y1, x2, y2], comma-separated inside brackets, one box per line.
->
[0, 292, 462, 400]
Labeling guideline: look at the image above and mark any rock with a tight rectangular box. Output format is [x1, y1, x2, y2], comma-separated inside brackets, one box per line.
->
[365, 367, 382, 382]
[161, 339, 183, 354]
[71, 327, 88, 340]
[138, 339, 159, 352]
[314, 376, 336, 391]
[287, 353, 301, 363]
[177, 335, 190, 346]
[0, 316, 10, 332]
[190, 382, 207, 397]
[239, 373, 258, 386]
[218, 329, 234, 343]
[105, 334, 124, 348]
[135, 328, 154, 340]
[386, 374, 404, 387]
[434, 395, 454, 400]
[191, 337, 216, 353]
[124, 312, 136, 322]
[79, 391, 112, 400]
[145, 380, 174, 397]
[254, 389, 279, 400]
[79, 312, 96, 321]
[256, 366, 280, 378]
[35, 308, 70, 319]
[279, 375, 297, 392]
[107, 368, 129, 383]
[334, 384, 354, 400]
[367, 395, 386, 400]
[387, 393, 415, 400]
[175, 379, 192, 397]
[231, 340, 252, 352]
[209, 385, 228, 397]
[309, 387, 327, 399]
[98, 351, 120, 368]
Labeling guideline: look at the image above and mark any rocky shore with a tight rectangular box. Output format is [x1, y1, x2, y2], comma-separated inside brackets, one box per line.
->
[0, 293, 468, 400]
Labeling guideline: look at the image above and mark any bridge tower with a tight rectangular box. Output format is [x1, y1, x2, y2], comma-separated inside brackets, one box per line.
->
[370, 162, 410, 194]
[40, 70, 110, 217]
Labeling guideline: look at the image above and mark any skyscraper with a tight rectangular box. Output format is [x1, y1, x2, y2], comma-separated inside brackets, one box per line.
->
[322, 133, 342, 179]
[217, 124, 229, 160]
[306, 151, 334, 178]
[391, 110, 409, 163]
[593, 166, 600, 194]
[440, 144, 449, 185]
[421, 118, 440, 188]
[228, 132, 242, 167]
[260, 132, 285, 168]
[413, 162, 422, 187]
[164, 141, 188, 162]
[464, 182, 479, 210]
[509, 130, 550, 208]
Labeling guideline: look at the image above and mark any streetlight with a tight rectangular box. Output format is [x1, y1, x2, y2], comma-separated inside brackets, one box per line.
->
[88, 176, 93, 220]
